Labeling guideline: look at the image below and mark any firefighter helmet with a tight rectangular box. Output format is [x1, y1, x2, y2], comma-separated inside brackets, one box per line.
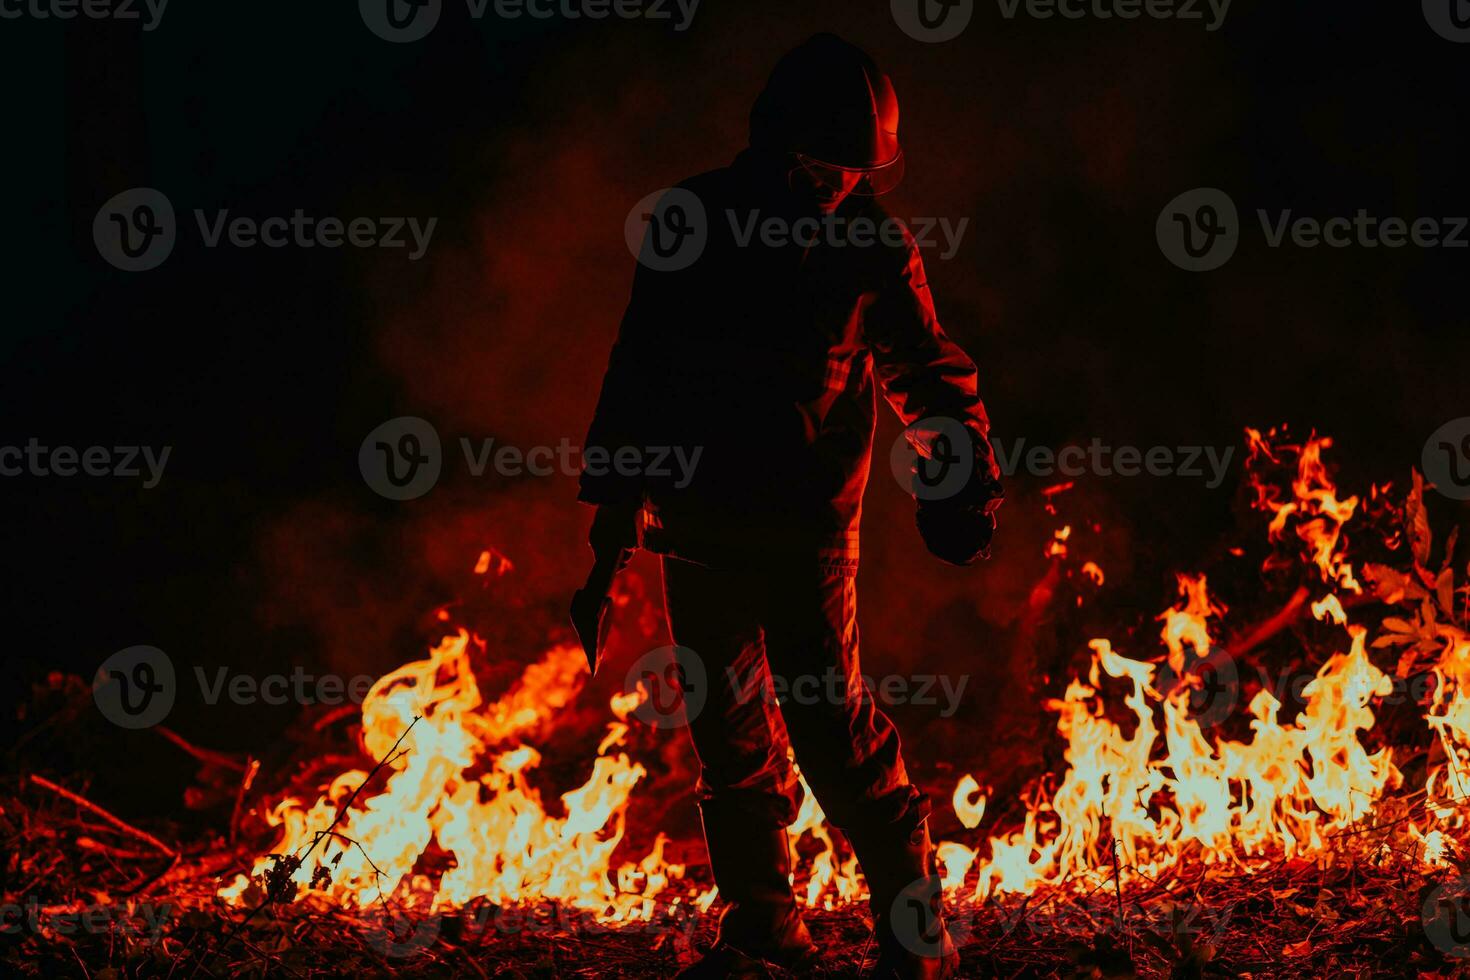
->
[750, 34, 904, 196]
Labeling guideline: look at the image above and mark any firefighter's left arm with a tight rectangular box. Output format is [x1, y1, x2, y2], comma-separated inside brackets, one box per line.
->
[862, 230, 1000, 484]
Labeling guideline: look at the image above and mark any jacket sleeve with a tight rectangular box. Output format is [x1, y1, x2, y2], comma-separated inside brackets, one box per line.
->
[862, 234, 999, 480]
[578, 259, 667, 507]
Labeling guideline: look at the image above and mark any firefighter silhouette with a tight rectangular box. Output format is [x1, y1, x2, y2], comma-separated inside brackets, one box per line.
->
[580, 34, 1002, 979]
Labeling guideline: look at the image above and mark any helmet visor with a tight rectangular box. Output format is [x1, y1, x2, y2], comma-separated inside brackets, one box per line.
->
[794, 151, 905, 197]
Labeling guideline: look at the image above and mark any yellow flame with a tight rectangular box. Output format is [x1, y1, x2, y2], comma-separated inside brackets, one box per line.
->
[220, 633, 687, 921]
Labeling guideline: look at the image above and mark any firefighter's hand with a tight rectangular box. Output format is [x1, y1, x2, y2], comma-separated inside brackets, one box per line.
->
[916, 476, 1002, 566]
[588, 502, 641, 557]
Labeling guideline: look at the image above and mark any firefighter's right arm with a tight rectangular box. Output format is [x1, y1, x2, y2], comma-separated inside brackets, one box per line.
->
[578, 230, 684, 554]
[578, 254, 668, 508]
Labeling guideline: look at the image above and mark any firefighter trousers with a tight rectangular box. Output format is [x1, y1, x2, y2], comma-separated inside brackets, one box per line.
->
[660, 556, 929, 837]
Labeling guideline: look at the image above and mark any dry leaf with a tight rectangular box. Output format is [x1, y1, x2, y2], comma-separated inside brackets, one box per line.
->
[1364, 563, 1409, 604]
[1409, 470, 1433, 570]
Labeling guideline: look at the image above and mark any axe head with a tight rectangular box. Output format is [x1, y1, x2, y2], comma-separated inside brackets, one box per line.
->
[570, 586, 612, 675]
[570, 547, 631, 675]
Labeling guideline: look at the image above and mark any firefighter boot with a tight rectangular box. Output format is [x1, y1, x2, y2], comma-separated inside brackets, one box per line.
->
[845, 819, 959, 980]
[676, 803, 817, 978]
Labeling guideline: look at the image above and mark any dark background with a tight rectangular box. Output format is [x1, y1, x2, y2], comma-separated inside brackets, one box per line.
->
[3, 1, 1467, 820]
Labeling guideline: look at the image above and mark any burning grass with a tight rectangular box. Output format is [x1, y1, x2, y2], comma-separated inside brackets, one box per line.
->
[0, 789, 1452, 978]
[5, 426, 1470, 977]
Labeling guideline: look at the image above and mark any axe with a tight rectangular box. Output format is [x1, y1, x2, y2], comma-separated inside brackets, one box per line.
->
[570, 546, 632, 675]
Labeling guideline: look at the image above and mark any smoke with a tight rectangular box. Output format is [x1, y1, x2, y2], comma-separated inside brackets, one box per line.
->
[239, 4, 1468, 799]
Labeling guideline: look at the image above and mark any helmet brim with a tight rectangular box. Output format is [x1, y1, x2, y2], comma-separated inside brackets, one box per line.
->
[794, 150, 905, 197]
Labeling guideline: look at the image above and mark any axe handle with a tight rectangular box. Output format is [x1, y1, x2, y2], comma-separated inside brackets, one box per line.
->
[585, 546, 629, 597]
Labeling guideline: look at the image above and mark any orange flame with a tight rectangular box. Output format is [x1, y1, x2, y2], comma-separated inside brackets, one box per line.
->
[221, 633, 690, 922]
[953, 431, 1404, 902]
[223, 427, 1458, 940]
